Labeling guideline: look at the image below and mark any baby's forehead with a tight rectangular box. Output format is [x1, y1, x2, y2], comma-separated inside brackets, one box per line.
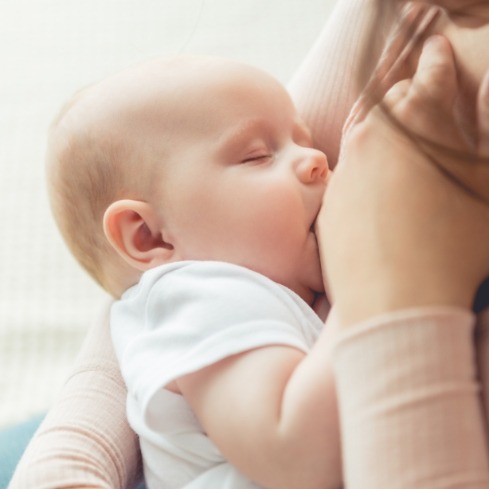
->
[96, 56, 283, 107]
[61, 56, 294, 155]
[76, 58, 233, 116]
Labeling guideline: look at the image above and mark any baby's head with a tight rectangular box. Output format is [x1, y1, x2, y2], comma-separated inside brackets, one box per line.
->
[47, 56, 329, 303]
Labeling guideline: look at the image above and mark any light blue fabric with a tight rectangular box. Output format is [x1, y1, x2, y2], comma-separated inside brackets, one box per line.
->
[0, 414, 147, 489]
[0, 414, 44, 489]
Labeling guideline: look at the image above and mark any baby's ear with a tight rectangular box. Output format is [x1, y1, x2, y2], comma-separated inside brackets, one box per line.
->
[103, 200, 174, 271]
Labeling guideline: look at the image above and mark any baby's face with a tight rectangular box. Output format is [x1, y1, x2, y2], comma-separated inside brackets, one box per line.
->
[94, 57, 329, 303]
[149, 59, 329, 303]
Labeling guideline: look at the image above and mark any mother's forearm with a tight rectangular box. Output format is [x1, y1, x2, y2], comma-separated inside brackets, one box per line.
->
[334, 307, 489, 489]
[7, 305, 142, 489]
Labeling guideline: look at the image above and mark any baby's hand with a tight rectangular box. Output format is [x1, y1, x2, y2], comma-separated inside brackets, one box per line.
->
[318, 35, 489, 327]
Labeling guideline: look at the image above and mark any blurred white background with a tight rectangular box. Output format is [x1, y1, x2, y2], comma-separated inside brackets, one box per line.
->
[0, 0, 335, 427]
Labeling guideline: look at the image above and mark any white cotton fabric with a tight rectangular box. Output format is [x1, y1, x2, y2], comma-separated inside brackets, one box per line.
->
[111, 261, 324, 489]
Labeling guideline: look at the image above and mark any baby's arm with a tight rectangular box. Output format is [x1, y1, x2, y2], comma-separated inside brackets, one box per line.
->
[175, 318, 341, 489]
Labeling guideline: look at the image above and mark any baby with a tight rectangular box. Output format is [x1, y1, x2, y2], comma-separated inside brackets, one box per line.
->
[47, 56, 338, 489]
[45, 3, 489, 485]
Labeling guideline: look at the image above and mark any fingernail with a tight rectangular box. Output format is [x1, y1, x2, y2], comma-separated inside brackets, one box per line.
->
[423, 35, 445, 51]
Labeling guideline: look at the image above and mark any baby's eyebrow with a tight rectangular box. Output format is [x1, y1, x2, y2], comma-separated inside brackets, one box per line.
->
[216, 118, 269, 154]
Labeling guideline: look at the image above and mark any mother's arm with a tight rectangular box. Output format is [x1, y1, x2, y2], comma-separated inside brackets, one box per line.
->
[7, 302, 142, 489]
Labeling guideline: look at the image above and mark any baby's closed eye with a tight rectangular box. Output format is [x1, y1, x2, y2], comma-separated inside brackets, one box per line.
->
[241, 153, 273, 164]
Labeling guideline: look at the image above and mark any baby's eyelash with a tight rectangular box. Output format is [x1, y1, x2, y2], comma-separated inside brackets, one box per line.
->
[241, 154, 272, 164]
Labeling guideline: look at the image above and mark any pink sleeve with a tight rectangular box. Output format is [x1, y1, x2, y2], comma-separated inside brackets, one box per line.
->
[288, 1, 438, 169]
[7, 304, 142, 489]
[287, 0, 397, 167]
[332, 307, 489, 489]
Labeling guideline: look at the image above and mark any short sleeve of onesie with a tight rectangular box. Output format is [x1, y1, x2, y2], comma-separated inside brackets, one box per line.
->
[111, 261, 323, 425]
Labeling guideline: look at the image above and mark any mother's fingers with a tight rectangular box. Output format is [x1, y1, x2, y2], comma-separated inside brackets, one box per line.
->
[408, 35, 456, 108]
[342, 4, 440, 133]
[378, 35, 464, 153]
[397, 35, 465, 150]
[382, 79, 410, 107]
[393, 35, 489, 203]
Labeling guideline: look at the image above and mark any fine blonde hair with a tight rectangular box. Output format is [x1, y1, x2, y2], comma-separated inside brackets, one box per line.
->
[46, 88, 141, 296]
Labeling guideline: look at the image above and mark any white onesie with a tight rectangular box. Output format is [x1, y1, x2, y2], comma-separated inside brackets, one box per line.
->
[111, 261, 324, 489]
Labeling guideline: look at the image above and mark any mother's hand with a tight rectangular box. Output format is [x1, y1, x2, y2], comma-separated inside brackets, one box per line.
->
[317, 35, 489, 327]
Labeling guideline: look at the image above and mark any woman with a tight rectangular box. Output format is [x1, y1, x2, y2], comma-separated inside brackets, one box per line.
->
[8, 1, 489, 488]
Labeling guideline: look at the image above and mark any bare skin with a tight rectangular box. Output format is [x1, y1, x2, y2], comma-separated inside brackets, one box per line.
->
[319, 35, 489, 327]
[43, 3, 489, 489]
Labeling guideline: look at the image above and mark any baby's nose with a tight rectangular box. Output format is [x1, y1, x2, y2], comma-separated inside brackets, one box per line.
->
[297, 148, 329, 184]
